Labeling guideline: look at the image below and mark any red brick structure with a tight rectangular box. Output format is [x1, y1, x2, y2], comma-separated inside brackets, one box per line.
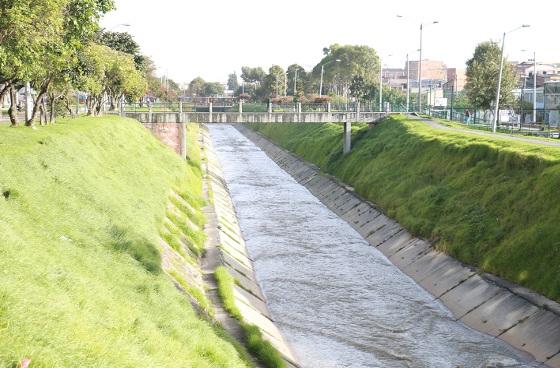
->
[143, 122, 186, 157]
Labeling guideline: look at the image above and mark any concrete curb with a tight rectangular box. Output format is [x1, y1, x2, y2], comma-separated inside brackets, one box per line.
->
[236, 124, 560, 368]
[199, 125, 301, 368]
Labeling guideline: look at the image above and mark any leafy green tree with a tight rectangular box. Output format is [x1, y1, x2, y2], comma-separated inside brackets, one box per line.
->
[286, 64, 307, 98]
[465, 41, 517, 110]
[0, 0, 114, 126]
[227, 72, 239, 91]
[97, 31, 145, 71]
[312, 44, 380, 96]
[264, 65, 286, 97]
[241, 66, 265, 84]
[188, 77, 206, 97]
[202, 82, 224, 97]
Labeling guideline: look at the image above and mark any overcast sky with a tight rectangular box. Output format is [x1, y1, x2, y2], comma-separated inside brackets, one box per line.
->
[100, 0, 559, 85]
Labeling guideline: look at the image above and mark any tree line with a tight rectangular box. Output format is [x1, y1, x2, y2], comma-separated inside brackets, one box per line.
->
[185, 44, 407, 108]
[0, 0, 172, 127]
[190, 41, 520, 114]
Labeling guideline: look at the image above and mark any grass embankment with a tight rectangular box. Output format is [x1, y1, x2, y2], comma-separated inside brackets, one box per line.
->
[247, 116, 560, 302]
[0, 116, 250, 367]
[214, 267, 285, 368]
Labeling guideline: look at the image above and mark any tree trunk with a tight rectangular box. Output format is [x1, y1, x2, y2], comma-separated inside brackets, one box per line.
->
[26, 91, 44, 126]
[0, 81, 11, 101]
[43, 97, 49, 124]
[39, 100, 46, 125]
[94, 94, 103, 116]
[8, 86, 17, 126]
[64, 97, 74, 117]
[49, 95, 56, 123]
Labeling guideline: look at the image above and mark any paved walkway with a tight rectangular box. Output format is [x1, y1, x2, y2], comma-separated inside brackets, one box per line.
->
[410, 114, 560, 148]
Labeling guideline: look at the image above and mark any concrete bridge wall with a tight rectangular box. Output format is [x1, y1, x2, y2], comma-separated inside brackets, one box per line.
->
[123, 111, 389, 124]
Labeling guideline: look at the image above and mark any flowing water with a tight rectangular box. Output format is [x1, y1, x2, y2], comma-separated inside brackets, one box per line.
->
[208, 124, 538, 368]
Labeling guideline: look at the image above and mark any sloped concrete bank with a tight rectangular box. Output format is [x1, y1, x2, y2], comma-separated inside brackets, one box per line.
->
[198, 125, 300, 368]
[236, 124, 560, 368]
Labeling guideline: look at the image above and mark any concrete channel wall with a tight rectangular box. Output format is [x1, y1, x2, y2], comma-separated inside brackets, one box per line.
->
[199, 126, 300, 368]
[236, 125, 560, 368]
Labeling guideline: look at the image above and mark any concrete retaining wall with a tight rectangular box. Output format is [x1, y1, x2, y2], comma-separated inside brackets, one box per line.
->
[236, 125, 560, 367]
[200, 126, 300, 368]
[141, 122, 186, 157]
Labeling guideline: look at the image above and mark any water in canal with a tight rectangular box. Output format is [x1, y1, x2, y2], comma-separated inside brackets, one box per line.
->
[208, 125, 537, 368]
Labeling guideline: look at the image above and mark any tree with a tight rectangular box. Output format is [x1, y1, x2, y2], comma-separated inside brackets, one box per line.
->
[227, 72, 239, 91]
[465, 41, 517, 111]
[241, 66, 265, 84]
[264, 65, 286, 97]
[97, 31, 145, 71]
[0, 0, 114, 126]
[350, 75, 376, 102]
[76, 43, 146, 115]
[312, 44, 380, 97]
[202, 82, 224, 97]
[188, 77, 206, 97]
[286, 64, 307, 98]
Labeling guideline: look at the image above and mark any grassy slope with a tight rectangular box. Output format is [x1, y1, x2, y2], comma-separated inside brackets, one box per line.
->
[0, 116, 248, 367]
[247, 116, 560, 302]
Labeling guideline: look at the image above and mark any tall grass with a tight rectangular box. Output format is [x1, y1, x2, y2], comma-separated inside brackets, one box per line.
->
[214, 267, 285, 368]
[247, 116, 560, 302]
[0, 116, 249, 367]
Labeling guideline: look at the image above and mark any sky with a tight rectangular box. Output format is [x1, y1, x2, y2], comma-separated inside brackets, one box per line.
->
[100, 0, 560, 85]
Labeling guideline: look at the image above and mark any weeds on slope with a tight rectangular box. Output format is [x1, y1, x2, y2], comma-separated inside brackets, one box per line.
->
[214, 266, 286, 368]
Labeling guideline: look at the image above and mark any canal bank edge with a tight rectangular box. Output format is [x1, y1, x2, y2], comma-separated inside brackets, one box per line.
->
[235, 124, 560, 368]
[199, 125, 301, 368]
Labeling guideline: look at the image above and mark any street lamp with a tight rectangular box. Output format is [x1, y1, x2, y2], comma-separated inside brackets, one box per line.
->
[418, 21, 439, 113]
[319, 59, 341, 96]
[379, 54, 392, 112]
[396, 15, 439, 112]
[106, 23, 131, 31]
[521, 49, 537, 123]
[492, 24, 530, 133]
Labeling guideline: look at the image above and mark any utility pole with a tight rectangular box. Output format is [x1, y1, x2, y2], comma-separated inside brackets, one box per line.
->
[294, 69, 298, 97]
[319, 65, 324, 96]
[493, 25, 530, 132]
[406, 53, 410, 113]
[379, 57, 383, 112]
[533, 51, 537, 123]
[418, 23, 423, 113]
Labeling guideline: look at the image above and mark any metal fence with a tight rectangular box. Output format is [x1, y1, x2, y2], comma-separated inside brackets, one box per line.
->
[426, 107, 560, 137]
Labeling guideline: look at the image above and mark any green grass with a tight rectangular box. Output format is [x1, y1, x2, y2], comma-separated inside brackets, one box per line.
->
[214, 267, 285, 368]
[0, 116, 250, 367]
[247, 115, 560, 302]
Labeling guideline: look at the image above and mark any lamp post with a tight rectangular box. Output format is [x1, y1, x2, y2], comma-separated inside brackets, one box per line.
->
[418, 21, 439, 113]
[379, 54, 392, 112]
[406, 53, 410, 113]
[319, 59, 341, 96]
[396, 16, 438, 112]
[106, 23, 131, 31]
[492, 25, 530, 133]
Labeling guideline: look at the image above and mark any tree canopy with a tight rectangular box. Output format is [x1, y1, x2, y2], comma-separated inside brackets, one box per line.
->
[465, 41, 517, 110]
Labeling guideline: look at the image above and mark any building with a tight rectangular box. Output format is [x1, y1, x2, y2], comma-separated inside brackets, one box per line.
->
[407, 60, 448, 82]
[382, 68, 408, 90]
[545, 81, 560, 125]
[446, 68, 467, 92]
[515, 61, 560, 88]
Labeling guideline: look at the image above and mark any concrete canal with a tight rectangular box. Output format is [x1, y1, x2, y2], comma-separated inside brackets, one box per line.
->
[208, 124, 539, 368]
